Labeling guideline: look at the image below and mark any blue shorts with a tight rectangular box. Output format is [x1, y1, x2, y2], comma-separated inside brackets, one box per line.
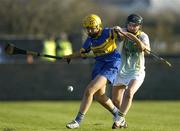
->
[92, 59, 121, 84]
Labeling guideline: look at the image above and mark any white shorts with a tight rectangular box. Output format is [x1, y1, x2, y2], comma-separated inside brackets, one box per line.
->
[113, 71, 145, 88]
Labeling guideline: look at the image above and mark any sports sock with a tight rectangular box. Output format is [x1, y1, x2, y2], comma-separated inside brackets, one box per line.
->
[112, 106, 120, 120]
[75, 112, 84, 124]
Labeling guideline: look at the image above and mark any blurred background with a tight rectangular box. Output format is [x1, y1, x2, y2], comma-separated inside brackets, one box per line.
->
[0, 0, 179, 100]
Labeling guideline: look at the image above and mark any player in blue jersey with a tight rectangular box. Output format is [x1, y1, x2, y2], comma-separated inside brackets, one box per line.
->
[111, 14, 151, 129]
[64, 14, 122, 129]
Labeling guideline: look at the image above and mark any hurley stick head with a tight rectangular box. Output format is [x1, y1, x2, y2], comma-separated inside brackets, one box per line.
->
[4, 42, 27, 55]
[4, 43, 15, 55]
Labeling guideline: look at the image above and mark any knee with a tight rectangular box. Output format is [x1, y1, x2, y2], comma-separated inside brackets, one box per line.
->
[94, 93, 110, 104]
[84, 88, 94, 98]
[125, 90, 134, 100]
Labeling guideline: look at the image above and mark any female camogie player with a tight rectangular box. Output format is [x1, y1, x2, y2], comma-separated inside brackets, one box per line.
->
[64, 14, 125, 129]
[112, 14, 151, 128]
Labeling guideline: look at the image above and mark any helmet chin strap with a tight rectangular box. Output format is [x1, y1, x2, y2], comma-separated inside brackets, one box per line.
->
[89, 28, 101, 38]
[89, 33, 98, 38]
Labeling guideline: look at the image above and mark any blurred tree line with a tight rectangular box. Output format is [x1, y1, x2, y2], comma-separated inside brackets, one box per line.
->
[0, 0, 117, 35]
[0, 0, 180, 53]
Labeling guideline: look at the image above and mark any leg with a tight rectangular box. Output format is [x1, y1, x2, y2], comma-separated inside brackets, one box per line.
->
[120, 79, 143, 115]
[112, 85, 126, 110]
[94, 85, 121, 121]
[79, 75, 107, 114]
[111, 85, 127, 129]
[66, 75, 107, 129]
[94, 85, 115, 112]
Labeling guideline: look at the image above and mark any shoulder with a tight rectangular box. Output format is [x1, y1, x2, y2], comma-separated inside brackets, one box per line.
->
[103, 27, 111, 33]
[139, 31, 150, 45]
[139, 31, 149, 39]
[100, 27, 112, 37]
[103, 27, 111, 31]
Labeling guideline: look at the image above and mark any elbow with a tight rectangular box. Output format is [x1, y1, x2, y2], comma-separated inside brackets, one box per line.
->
[144, 47, 151, 54]
[139, 45, 145, 52]
[141, 43, 150, 52]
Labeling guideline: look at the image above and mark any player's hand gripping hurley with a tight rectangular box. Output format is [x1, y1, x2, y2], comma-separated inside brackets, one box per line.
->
[114, 27, 172, 67]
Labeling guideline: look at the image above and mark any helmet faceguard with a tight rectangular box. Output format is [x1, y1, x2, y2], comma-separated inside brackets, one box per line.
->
[126, 14, 143, 34]
[127, 14, 143, 25]
[83, 14, 102, 31]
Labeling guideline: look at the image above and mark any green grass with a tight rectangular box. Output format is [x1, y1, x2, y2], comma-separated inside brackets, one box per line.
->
[0, 101, 180, 131]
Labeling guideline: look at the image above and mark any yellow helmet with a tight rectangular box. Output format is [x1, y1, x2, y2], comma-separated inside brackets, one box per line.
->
[83, 14, 102, 30]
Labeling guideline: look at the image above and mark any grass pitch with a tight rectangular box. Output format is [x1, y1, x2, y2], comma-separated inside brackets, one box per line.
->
[0, 101, 180, 131]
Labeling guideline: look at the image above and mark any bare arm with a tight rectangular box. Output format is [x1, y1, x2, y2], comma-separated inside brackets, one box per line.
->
[125, 32, 150, 52]
[113, 26, 150, 52]
[63, 50, 95, 60]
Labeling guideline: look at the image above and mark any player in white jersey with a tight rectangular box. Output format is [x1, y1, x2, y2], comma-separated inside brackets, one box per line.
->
[111, 14, 151, 129]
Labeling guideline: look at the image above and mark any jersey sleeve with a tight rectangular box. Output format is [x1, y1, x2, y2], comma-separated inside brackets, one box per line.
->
[140, 32, 150, 49]
[80, 38, 91, 57]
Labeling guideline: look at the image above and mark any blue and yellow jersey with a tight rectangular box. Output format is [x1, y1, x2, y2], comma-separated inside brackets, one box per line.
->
[80, 28, 120, 62]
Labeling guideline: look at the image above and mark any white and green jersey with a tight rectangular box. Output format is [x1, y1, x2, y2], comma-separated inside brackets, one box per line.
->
[118, 29, 150, 77]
